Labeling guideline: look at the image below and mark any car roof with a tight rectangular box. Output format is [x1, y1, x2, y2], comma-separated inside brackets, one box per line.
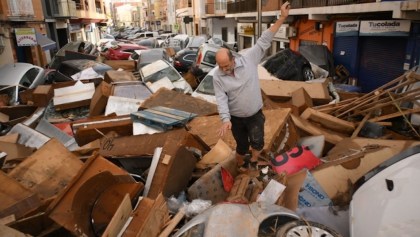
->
[0, 63, 42, 86]
[140, 59, 170, 77]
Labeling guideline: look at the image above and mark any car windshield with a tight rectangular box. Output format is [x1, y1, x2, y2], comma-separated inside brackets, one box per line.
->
[143, 66, 180, 83]
[195, 74, 214, 95]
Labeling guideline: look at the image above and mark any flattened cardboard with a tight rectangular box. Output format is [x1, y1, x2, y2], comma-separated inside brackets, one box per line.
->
[8, 138, 84, 202]
[0, 141, 34, 165]
[196, 139, 233, 169]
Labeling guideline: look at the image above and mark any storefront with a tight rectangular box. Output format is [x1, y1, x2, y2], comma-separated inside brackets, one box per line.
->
[334, 20, 412, 93]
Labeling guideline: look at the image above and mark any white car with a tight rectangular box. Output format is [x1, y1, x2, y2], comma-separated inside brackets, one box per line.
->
[0, 63, 46, 105]
[191, 68, 217, 104]
[139, 59, 193, 94]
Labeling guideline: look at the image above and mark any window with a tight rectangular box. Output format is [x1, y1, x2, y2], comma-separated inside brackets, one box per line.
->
[8, 0, 34, 16]
[75, 0, 82, 10]
[184, 54, 196, 62]
[203, 51, 216, 65]
[215, 0, 227, 11]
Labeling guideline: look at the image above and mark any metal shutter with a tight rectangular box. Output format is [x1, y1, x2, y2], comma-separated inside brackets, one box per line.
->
[358, 37, 407, 93]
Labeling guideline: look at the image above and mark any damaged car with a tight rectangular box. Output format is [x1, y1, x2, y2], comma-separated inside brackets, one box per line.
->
[0, 63, 46, 105]
[139, 59, 193, 94]
[173, 202, 341, 237]
[262, 48, 315, 81]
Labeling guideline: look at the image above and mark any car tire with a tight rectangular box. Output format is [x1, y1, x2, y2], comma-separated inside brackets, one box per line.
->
[302, 66, 315, 81]
[276, 220, 343, 237]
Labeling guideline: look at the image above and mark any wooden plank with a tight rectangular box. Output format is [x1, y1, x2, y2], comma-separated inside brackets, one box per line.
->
[0, 171, 42, 220]
[352, 112, 372, 138]
[101, 194, 132, 237]
[122, 194, 168, 237]
[0, 224, 28, 237]
[369, 107, 420, 123]
[301, 108, 355, 134]
[158, 209, 185, 237]
[291, 114, 344, 144]
[8, 138, 83, 202]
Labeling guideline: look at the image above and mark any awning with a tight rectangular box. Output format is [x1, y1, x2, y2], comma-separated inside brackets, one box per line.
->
[35, 31, 57, 51]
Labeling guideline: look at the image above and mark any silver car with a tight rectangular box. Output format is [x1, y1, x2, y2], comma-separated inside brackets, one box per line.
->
[0, 63, 46, 105]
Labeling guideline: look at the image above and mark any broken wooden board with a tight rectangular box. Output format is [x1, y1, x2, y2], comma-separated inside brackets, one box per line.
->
[72, 115, 133, 146]
[99, 128, 206, 159]
[122, 194, 169, 237]
[8, 138, 83, 203]
[0, 141, 34, 169]
[0, 224, 29, 237]
[140, 88, 218, 116]
[313, 138, 420, 206]
[291, 114, 344, 145]
[131, 106, 197, 131]
[100, 194, 132, 237]
[260, 79, 331, 104]
[196, 139, 233, 169]
[301, 107, 355, 135]
[0, 171, 42, 220]
[187, 108, 291, 152]
[47, 154, 139, 237]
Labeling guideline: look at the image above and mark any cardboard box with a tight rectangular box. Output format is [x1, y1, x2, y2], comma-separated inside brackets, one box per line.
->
[260, 79, 331, 104]
[89, 81, 112, 117]
[104, 60, 136, 71]
[53, 82, 95, 111]
[291, 87, 313, 114]
[33, 85, 53, 107]
[104, 70, 137, 84]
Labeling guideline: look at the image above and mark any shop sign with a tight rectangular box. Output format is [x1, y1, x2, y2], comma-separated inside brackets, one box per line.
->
[335, 21, 359, 37]
[360, 20, 411, 37]
[238, 23, 254, 35]
[15, 28, 37, 47]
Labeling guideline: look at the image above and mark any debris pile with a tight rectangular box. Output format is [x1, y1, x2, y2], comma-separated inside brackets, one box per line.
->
[0, 61, 419, 237]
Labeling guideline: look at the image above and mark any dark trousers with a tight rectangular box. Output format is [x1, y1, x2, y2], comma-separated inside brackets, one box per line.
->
[231, 109, 265, 156]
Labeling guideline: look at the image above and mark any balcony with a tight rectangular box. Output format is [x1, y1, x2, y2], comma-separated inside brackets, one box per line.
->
[226, 0, 378, 14]
[51, 0, 77, 18]
[7, 0, 35, 21]
[206, 2, 228, 15]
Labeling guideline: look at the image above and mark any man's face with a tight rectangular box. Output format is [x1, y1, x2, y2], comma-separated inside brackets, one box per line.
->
[218, 58, 234, 75]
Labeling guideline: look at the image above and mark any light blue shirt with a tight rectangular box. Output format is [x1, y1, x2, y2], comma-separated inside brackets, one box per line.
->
[213, 29, 275, 122]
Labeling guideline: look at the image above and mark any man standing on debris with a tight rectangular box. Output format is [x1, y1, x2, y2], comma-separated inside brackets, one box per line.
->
[213, 1, 290, 171]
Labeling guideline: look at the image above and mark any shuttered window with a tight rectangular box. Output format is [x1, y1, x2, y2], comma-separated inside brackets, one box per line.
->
[7, 0, 34, 16]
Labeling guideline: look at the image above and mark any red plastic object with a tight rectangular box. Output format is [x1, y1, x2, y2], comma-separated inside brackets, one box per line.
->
[221, 166, 234, 192]
[271, 145, 321, 175]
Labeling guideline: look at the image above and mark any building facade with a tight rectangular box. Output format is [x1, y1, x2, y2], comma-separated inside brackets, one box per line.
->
[204, 0, 420, 93]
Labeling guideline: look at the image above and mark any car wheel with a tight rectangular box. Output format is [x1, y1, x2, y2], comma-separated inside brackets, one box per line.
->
[276, 220, 342, 237]
[302, 66, 315, 81]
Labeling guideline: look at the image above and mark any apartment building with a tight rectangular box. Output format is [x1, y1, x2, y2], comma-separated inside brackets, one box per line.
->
[204, 0, 420, 92]
[0, 0, 53, 66]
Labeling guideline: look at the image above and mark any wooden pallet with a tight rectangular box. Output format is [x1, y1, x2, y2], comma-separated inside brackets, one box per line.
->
[131, 106, 197, 130]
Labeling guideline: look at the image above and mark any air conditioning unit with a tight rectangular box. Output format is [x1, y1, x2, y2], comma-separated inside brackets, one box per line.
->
[275, 26, 296, 39]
